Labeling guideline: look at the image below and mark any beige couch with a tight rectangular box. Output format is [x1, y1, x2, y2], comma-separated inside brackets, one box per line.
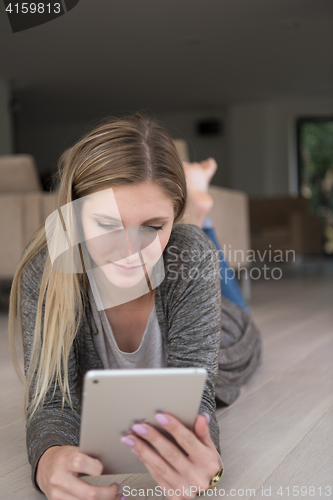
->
[0, 152, 251, 302]
[0, 155, 58, 279]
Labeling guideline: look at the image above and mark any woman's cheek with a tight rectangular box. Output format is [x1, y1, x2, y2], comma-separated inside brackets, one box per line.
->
[85, 238, 107, 267]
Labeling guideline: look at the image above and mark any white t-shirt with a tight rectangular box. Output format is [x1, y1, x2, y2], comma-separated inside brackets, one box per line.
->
[87, 285, 167, 369]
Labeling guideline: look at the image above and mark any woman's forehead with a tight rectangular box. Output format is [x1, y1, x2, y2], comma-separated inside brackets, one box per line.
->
[81, 183, 174, 222]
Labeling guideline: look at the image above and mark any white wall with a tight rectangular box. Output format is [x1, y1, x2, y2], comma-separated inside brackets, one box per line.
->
[228, 95, 333, 197]
[0, 79, 13, 155]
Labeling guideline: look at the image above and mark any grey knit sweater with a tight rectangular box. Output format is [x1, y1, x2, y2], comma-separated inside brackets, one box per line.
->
[20, 224, 261, 490]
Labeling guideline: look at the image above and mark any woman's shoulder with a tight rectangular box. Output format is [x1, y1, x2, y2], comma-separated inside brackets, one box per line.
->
[164, 223, 218, 262]
[21, 245, 49, 292]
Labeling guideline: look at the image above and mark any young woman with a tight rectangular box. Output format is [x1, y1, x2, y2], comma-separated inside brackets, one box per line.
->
[9, 114, 261, 500]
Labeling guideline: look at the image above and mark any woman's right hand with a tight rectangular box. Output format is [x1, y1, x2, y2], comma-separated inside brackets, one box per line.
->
[36, 445, 123, 500]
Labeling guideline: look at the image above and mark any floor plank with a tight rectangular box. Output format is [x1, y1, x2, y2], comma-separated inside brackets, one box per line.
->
[254, 403, 333, 499]
[216, 339, 333, 495]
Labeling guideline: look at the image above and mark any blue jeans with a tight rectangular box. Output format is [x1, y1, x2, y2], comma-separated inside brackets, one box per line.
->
[202, 219, 249, 312]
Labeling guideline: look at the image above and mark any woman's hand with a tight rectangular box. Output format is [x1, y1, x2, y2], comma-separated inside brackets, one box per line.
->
[120, 412, 223, 500]
[36, 445, 123, 500]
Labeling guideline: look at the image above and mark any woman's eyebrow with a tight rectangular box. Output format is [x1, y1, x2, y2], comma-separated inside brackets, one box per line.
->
[92, 213, 122, 223]
[92, 214, 170, 224]
[142, 216, 170, 224]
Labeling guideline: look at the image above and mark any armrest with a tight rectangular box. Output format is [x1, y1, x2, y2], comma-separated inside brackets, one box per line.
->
[0, 194, 23, 279]
[0, 192, 59, 280]
[208, 186, 250, 269]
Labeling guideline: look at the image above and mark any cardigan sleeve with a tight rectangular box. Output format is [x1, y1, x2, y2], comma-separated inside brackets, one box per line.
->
[20, 248, 81, 491]
[158, 224, 222, 455]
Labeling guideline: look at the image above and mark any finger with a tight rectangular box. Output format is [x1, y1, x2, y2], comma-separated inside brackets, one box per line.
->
[123, 432, 209, 496]
[130, 423, 191, 475]
[121, 433, 182, 488]
[194, 414, 224, 468]
[153, 412, 207, 459]
[60, 475, 120, 500]
[69, 451, 103, 477]
[193, 413, 215, 447]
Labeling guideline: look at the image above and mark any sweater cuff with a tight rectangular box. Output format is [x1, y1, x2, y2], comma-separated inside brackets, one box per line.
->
[26, 411, 80, 491]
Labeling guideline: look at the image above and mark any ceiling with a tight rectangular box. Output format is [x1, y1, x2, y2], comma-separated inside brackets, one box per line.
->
[0, 0, 332, 123]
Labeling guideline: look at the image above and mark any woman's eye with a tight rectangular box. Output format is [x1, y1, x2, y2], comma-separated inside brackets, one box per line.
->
[96, 221, 164, 231]
[96, 221, 119, 230]
[143, 225, 164, 231]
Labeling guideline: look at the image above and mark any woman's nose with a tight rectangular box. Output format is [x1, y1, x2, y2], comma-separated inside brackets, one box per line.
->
[125, 227, 133, 255]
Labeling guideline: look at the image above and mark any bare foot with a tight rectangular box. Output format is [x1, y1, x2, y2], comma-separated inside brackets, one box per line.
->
[182, 158, 217, 228]
[183, 158, 217, 193]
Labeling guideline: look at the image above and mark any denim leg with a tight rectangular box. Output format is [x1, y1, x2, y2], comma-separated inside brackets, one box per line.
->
[202, 221, 249, 312]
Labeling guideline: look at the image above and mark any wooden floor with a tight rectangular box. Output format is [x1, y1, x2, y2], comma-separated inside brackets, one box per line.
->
[0, 272, 332, 499]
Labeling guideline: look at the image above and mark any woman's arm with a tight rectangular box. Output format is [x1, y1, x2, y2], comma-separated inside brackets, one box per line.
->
[20, 250, 121, 500]
[162, 225, 222, 453]
[20, 249, 81, 488]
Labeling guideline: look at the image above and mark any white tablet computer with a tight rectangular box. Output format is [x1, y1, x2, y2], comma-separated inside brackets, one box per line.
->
[79, 367, 207, 474]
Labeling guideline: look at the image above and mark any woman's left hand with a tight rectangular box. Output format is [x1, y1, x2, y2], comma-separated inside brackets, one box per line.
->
[120, 412, 223, 500]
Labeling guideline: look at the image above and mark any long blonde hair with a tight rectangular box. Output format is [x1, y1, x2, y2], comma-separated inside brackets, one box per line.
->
[8, 113, 187, 420]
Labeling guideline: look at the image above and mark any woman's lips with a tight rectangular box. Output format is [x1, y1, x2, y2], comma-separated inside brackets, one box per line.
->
[108, 261, 144, 274]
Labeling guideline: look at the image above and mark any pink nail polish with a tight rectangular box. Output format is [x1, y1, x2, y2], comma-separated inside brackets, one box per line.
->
[155, 413, 169, 425]
[121, 496, 128, 500]
[120, 436, 136, 447]
[203, 412, 211, 424]
[131, 449, 140, 456]
[132, 423, 148, 435]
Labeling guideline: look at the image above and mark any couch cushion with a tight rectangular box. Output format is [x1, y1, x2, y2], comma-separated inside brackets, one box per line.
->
[0, 195, 23, 278]
[0, 155, 42, 193]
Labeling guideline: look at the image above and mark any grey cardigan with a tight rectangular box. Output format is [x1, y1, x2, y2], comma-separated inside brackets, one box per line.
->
[20, 224, 261, 490]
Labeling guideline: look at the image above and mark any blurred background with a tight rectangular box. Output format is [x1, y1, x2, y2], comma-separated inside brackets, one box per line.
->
[0, 0, 333, 303]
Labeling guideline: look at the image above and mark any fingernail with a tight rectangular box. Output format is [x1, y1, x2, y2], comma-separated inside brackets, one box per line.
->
[117, 483, 121, 493]
[203, 412, 210, 424]
[121, 497, 128, 500]
[120, 436, 136, 447]
[131, 448, 140, 456]
[155, 413, 169, 425]
[132, 423, 148, 435]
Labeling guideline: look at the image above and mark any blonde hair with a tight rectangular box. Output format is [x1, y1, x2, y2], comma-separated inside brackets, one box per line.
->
[8, 113, 187, 420]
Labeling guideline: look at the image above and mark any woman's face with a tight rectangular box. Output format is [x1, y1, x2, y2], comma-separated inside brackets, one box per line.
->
[80, 181, 175, 289]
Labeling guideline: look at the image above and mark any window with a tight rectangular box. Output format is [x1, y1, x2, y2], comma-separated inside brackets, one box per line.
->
[296, 117, 333, 216]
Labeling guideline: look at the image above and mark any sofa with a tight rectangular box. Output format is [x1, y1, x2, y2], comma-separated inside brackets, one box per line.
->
[249, 196, 323, 258]
[0, 151, 251, 304]
[0, 155, 58, 279]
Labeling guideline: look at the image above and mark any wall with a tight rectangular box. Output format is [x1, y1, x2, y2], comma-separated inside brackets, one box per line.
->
[0, 79, 13, 155]
[227, 95, 333, 197]
[18, 108, 229, 188]
[16, 95, 333, 196]
[157, 109, 228, 188]
[18, 119, 97, 177]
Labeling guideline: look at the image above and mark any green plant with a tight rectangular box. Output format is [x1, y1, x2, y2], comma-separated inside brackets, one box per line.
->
[300, 120, 333, 253]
